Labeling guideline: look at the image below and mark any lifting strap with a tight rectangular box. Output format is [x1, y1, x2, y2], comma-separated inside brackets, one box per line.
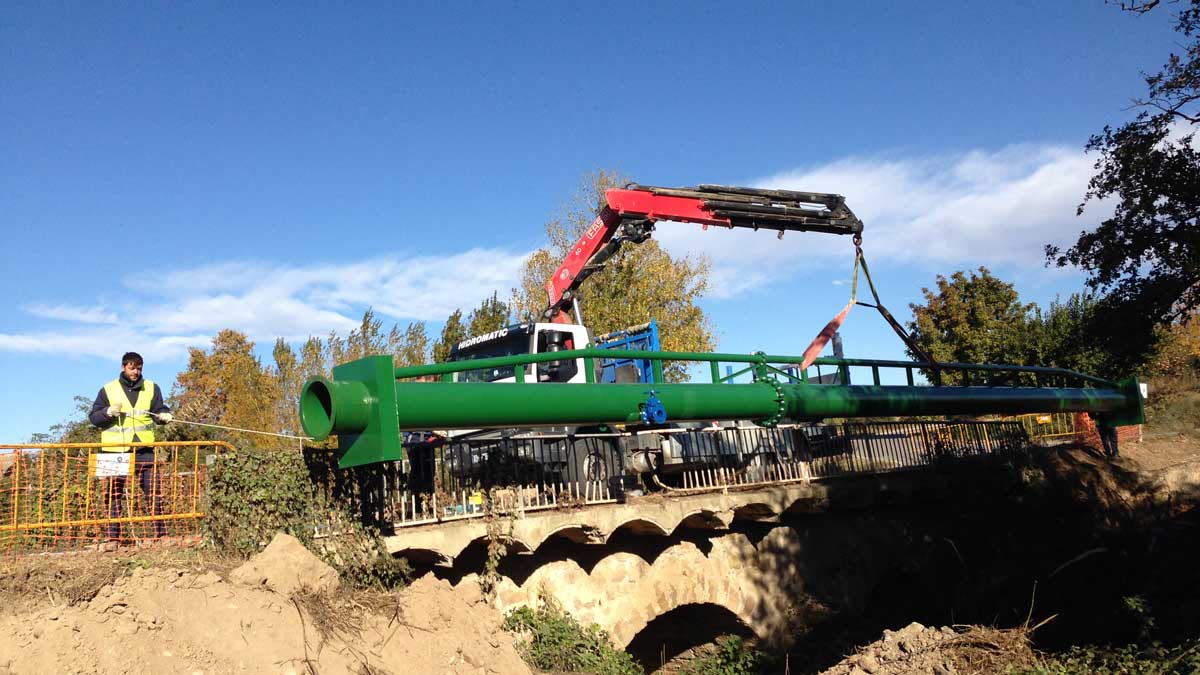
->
[799, 236, 935, 370]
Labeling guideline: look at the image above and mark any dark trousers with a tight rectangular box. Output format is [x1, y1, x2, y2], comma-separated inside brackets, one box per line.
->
[105, 450, 165, 540]
[1099, 425, 1120, 458]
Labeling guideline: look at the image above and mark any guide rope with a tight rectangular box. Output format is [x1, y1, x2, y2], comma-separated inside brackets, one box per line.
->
[144, 412, 313, 441]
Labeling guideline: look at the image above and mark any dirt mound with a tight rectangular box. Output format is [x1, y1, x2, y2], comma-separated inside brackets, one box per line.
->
[0, 558, 531, 675]
[228, 533, 339, 596]
[819, 622, 1037, 675]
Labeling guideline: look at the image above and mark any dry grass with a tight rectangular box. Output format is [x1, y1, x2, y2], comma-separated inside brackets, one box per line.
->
[940, 625, 1041, 675]
[290, 587, 406, 675]
[0, 546, 238, 615]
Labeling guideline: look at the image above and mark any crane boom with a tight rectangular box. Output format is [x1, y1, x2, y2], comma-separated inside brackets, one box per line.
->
[543, 184, 863, 323]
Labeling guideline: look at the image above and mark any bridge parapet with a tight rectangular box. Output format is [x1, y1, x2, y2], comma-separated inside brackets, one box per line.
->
[383, 469, 948, 562]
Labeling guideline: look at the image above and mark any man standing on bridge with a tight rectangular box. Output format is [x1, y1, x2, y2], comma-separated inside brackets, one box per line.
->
[89, 351, 173, 548]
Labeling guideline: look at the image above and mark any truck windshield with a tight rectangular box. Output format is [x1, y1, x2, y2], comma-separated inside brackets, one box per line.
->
[451, 333, 530, 382]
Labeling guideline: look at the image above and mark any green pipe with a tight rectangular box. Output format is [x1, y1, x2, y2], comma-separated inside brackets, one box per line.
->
[301, 355, 1144, 469]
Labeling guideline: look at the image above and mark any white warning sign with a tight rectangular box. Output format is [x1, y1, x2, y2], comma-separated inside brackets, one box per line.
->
[91, 452, 133, 477]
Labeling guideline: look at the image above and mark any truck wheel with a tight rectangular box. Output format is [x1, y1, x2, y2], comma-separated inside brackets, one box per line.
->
[568, 438, 621, 500]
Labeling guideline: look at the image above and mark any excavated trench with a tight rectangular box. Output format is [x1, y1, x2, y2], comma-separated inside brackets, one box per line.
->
[407, 447, 1200, 673]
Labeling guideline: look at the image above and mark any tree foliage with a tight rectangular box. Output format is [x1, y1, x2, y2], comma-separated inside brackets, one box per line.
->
[161, 309, 429, 447]
[467, 291, 511, 336]
[173, 329, 286, 449]
[908, 268, 1036, 377]
[432, 308, 467, 363]
[512, 170, 715, 381]
[907, 268, 1131, 380]
[1047, 0, 1200, 369]
[272, 337, 302, 437]
[326, 308, 419, 366]
[1150, 311, 1200, 377]
[396, 321, 430, 367]
[1026, 294, 1115, 377]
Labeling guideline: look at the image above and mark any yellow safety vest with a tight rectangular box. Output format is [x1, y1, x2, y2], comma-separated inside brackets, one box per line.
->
[100, 378, 157, 452]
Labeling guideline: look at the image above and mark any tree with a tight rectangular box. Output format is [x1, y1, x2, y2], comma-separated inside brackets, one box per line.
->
[1047, 0, 1200, 372]
[1150, 310, 1200, 377]
[907, 268, 1037, 381]
[298, 335, 326, 384]
[272, 338, 302, 436]
[172, 329, 286, 449]
[342, 308, 395, 363]
[467, 291, 511, 336]
[432, 309, 467, 363]
[396, 321, 430, 367]
[1026, 293, 1116, 377]
[512, 170, 715, 381]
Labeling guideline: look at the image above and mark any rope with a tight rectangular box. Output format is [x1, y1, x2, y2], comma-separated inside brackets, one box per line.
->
[162, 416, 313, 441]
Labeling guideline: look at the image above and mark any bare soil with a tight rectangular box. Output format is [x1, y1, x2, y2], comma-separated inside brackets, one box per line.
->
[1122, 432, 1200, 471]
[0, 535, 531, 675]
[817, 622, 1039, 675]
[2, 437, 1197, 675]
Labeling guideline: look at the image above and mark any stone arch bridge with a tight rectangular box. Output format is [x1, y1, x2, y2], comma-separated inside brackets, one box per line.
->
[385, 460, 1022, 650]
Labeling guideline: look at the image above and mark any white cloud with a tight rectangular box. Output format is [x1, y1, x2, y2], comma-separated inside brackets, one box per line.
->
[23, 304, 119, 324]
[0, 326, 209, 362]
[2, 247, 531, 359]
[654, 143, 1104, 298]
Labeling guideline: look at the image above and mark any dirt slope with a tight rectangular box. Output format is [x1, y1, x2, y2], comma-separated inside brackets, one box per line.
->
[816, 622, 1037, 675]
[0, 536, 531, 675]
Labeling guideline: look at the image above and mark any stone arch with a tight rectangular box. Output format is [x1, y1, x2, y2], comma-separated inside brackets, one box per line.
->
[673, 508, 732, 532]
[607, 572, 758, 649]
[623, 603, 757, 670]
[732, 502, 778, 522]
[540, 523, 603, 546]
[488, 530, 811, 652]
[392, 548, 451, 568]
[504, 537, 534, 554]
[603, 517, 670, 543]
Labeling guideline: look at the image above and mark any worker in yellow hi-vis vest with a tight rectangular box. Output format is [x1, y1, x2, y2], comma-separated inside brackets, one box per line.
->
[89, 351, 172, 547]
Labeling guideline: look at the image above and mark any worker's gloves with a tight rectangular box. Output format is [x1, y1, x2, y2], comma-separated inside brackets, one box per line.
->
[156, 412, 173, 424]
[106, 403, 126, 417]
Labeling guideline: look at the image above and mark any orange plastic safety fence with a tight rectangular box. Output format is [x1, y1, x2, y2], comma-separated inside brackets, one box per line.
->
[0, 441, 233, 555]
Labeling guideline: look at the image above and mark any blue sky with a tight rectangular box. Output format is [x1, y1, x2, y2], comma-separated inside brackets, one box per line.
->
[0, 2, 1181, 441]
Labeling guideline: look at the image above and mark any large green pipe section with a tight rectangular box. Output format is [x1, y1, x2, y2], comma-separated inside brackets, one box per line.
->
[300, 353, 1144, 469]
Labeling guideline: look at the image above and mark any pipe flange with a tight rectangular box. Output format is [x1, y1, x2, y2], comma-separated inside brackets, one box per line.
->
[756, 377, 786, 427]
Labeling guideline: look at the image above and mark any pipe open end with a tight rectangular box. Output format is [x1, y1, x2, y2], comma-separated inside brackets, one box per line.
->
[300, 377, 335, 440]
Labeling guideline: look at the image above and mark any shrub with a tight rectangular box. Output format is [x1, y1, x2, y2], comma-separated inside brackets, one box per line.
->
[1014, 640, 1200, 675]
[680, 635, 763, 675]
[502, 594, 643, 675]
[204, 446, 410, 589]
[204, 447, 317, 557]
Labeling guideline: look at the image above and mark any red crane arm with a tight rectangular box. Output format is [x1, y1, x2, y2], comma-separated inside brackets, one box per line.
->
[542, 184, 862, 323]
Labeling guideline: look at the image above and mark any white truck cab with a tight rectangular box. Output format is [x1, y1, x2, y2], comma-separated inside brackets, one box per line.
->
[447, 322, 592, 384]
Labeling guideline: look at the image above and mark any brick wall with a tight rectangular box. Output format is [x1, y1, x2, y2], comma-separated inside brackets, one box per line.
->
[1073, 412, 1141, 452]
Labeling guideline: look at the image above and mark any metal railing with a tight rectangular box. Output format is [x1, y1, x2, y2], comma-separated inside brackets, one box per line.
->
[304, 419, 1030, 530]
[392, 347, 1119, 390]
[1009, 412, 1079, 442]
[304, 432, 622, 530]
[660, 420, 1029, 491]
[1, 441, 233, 553]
